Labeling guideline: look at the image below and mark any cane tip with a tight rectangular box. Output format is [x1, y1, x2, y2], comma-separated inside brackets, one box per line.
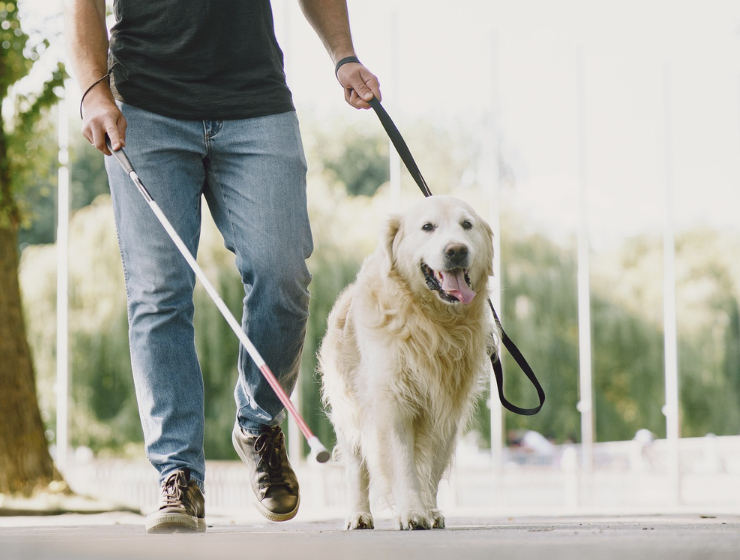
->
[308, 436, 331, 464]
[314, 449, 331, 464]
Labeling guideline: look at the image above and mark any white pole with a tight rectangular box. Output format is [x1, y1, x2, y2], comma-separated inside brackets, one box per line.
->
[388, 7, 401, 206]
[56, 87, 70, 470]
[661, 65, 681, 504]
[487, 31, 504, 472]
[575, 48, 594, 475]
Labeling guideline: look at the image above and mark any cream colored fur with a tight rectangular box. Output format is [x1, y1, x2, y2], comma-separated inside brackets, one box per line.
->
[318, 195, 496, 530]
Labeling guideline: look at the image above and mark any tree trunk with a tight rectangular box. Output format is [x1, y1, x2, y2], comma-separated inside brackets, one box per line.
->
[0, 223, 61, 494]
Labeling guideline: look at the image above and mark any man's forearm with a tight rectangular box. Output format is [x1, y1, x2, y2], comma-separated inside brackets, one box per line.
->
[298, 0, 356, 64]
[299, 0, 380, 109]
[65, 0, 125, 153]
[65, 0, 110, 89]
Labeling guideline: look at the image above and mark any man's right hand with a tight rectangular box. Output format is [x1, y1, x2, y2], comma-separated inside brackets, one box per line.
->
[81, 86, 127, 156]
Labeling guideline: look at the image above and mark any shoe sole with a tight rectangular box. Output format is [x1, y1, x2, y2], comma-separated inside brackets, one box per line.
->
[146, 512, 207, 534]
[254, 493, 300, 522]
[231, 425, 300, 522]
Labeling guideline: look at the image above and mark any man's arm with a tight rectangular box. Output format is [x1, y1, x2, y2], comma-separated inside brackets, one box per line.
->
[65, 0, 126, 154]
[298, 0, 381, 109]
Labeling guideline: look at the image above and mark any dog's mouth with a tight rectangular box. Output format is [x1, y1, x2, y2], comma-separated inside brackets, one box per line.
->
[421, 263, 476, 304]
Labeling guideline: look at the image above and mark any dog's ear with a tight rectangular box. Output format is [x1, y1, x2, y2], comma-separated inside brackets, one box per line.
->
[483, 219, 494, 276]
[383, 214, 402, 272]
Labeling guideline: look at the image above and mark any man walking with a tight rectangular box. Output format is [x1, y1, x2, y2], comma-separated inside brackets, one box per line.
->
[66, 0, 380, 533]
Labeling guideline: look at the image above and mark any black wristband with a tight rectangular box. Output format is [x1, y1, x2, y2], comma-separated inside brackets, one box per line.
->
[334, 55, 361, 77]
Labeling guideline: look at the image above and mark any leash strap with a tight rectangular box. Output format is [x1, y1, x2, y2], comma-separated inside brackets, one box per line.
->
[368, 98, 433, 197]
[489, 301, 545, 415]
[368, 96, 545, 415]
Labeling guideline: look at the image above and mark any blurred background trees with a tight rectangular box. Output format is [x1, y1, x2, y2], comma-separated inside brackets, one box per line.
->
[15, 111, 740, 461]
[6, 0, 740, 469]
[0, 0, 65, 493]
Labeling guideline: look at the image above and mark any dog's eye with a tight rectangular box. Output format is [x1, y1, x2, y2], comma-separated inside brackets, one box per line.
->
[461, 220, 473, 230]
[422, 222, 436, 232]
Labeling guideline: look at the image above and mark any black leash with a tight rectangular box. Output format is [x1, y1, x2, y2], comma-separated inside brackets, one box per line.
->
[368, 97, 545, 416]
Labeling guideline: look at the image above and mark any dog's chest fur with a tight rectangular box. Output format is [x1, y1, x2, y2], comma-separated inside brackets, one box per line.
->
[358, 269, 489, 417]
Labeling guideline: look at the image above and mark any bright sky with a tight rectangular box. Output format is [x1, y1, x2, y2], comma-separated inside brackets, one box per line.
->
[273, 0, 740, 246]
[24, 0, 740, 246]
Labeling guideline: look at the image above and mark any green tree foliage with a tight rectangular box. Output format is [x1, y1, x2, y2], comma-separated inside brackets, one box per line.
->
[590, 291, 665, 441]
[20, 198, 137, 452]
[18, 132, 109, 247]
[476, 232, 581, 444]
[0, 0, 67, 494]
[723, 301, 740, 415]
[1, 1, 65, 225]
[317, 128, 388, 197]
[474, 228, 740, 446]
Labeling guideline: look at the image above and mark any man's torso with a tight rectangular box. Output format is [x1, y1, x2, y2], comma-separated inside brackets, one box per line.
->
[109, 0, 294, 120]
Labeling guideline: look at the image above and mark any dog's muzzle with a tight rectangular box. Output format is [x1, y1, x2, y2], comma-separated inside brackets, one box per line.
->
[421, 262, 476, 304]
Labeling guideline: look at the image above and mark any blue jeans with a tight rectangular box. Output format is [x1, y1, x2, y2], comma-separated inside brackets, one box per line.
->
[104, 103, 313, 489]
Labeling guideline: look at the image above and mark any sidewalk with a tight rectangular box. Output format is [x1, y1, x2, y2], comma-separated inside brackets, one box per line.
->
[1, 512, 739, 560]
[3, 440, 738, 559]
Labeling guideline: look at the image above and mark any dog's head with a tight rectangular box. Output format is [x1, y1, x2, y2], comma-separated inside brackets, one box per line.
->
[383, 195, 493, 306]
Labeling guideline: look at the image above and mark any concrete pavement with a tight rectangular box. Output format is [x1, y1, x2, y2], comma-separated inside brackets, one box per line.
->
[1, 513, 738, 560]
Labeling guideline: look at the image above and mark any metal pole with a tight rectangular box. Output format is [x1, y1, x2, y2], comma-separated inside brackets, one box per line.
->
[56, 87, 70, 470]
[575, 48, 594, 475]
[487, 31, 504, 472]
[388, 7, 401, 206]
[661, 65, 681, 504]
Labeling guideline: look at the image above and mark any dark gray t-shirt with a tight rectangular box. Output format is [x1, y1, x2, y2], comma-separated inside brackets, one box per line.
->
[109, 0, 294, 120]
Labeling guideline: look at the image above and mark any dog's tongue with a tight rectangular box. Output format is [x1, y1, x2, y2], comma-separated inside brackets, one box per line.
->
[440, 270, 476, 303]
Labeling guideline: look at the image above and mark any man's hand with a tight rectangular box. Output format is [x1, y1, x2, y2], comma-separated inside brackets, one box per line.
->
[81, 86, 127, 155]
[336, 61, 381, 109]
[298, 0, 381, 109]
[66, 0, 126, 154]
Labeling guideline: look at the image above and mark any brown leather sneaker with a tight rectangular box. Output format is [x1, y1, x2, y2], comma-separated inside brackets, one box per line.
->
[232, 423, 300, 521]
[145, 469, 206, 534]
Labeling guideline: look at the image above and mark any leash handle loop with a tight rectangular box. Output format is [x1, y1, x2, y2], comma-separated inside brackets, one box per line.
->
[489, 301, 546, 415]
[368, 97, 545, 416]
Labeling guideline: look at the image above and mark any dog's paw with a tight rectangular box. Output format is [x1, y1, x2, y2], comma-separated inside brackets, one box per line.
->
[345, 512, 374, 530]
[397, 511, 432, 530]
[430, 509, 445, 529]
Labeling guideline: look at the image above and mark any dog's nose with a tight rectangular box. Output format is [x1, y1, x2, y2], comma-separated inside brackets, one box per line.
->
[444, 243, 469, 267]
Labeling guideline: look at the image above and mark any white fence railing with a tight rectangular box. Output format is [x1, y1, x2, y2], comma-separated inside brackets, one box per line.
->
[61, 434, 740, 517]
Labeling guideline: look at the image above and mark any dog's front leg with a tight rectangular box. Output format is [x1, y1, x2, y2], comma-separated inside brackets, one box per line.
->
[383, 415, 432, 530]
[341, 438, 374, 530]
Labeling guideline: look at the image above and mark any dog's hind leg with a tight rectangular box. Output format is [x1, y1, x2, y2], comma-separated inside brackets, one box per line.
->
[341, 438, 374, 530]
[426, 455, 450, 529]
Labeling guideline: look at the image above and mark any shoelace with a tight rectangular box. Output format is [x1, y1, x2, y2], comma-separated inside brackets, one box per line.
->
[253, 429, 290, 487]
[161, 470, 188, 507]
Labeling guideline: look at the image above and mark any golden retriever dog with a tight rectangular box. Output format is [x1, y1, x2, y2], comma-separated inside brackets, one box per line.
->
[318, 195, 496, 530]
